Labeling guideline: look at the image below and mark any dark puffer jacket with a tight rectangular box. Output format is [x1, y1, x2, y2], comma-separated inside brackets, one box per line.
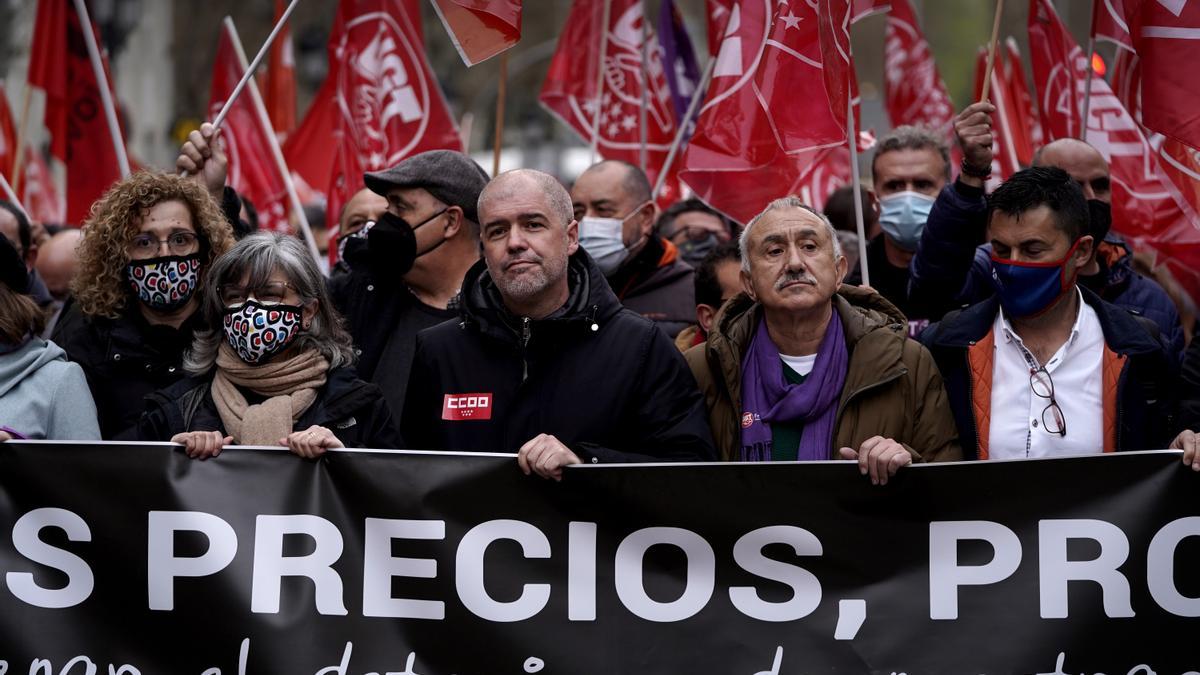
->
[401, 250, 716, 462]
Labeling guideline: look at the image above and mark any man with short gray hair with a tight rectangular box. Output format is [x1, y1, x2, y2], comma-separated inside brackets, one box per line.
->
[686, 198, 960, 483]
[402, 169, 715, 478]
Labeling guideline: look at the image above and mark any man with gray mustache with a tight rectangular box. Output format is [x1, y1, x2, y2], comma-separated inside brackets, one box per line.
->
[686, 197, 961, 484]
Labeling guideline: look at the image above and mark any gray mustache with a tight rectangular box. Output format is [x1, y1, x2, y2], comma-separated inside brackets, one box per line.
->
[776, 272, 816, 289]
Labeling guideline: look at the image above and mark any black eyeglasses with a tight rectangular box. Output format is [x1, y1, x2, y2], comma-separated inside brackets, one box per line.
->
[1030, 366, 1067, 437]
[218, 281, 299, 308]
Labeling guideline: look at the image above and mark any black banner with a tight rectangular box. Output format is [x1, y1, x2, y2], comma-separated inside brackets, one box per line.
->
[0, 443, 1197, 674]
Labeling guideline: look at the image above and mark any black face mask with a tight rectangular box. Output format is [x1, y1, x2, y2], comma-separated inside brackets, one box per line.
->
[1087, 199, 1112, 243]
[366, 209, 447, 282]
[341, 234, 371, 270]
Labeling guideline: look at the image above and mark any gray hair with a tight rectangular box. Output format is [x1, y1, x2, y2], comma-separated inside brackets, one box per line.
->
[478, 169, 573, 227]
[871, 124, 952, 183]
[739, 197, 842, 272]
[183, 231, 355, 374]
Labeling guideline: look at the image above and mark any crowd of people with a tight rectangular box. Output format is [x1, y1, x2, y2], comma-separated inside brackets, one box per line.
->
[3, 104, 1200, 481]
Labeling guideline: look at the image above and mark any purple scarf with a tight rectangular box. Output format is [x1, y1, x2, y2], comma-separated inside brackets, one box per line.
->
[739, 313, 848, 461]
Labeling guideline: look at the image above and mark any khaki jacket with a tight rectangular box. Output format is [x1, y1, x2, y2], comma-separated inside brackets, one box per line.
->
[684, 285, 962, 463]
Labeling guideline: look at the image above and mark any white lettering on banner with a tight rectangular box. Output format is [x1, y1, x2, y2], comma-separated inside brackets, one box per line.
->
[455, 520, 552, 622]
[615, 527, 716, 622]
[6, 508, 94, 609]
[251, 515, 348, 616]
[147, 511, 238, 611]
[1147, 516, 1200, 616]
[567, 521, 598, 621]
[1038, 519, 1134, 619]
[728, 526, 823, 621]
[928, 521, 1022, 620]
[362, 518, 446, 620]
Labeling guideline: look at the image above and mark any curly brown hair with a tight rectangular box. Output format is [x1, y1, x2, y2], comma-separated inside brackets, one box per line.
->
[72, 171, 236, 318]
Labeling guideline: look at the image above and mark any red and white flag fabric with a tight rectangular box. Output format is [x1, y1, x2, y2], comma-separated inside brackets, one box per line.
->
[539, 0, 680, 200]
[20, 147, 64, 225]
[209, 21, 291, 233]
[680, 0, 859, 225]
[852, 0, 891, 22]
[27, 0, 126, 224]
[973, 46, 1022, 186]
[1092, 0, 1200, 150]
[883, 0, 953, 136]
[1030, 0, 1200, 305]
[705, 0, 736, 57]
[430, 0, 522, 67]
[264, 0, 298, 139]
[1002, 37, 1043, 166]
[325, 0, 464, 228]
[0, 83, 16, 182]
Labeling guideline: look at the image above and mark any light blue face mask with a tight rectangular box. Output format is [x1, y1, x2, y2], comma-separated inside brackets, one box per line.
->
[878, 191, 935, 251]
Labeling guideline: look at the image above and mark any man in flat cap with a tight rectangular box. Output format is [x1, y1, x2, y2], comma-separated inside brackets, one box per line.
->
[329, 150, 490, 425]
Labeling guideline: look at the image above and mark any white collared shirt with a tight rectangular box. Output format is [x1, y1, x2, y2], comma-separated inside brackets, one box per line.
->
[987, 289, 1104, 459]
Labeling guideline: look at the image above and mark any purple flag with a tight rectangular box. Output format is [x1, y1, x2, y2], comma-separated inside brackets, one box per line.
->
[658, 0, 700, 125]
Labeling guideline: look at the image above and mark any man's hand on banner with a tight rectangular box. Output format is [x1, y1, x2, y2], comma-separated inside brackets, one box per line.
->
[171, 430, 233, 459]
[281, 425, 344, 459]
[517, 433, 582, 482]
[955, 102, 996, 188]
[839, 436, 914, 486]
[0, 430, 11, 442]
[1170, 429, 1199, 471]
[176, 122, 228, 201]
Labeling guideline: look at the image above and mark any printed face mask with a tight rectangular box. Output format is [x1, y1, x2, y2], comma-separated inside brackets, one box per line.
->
[878, 191, 935, 251]
[222, 300, 303, 364]
[578, 201, 652, 276]
[126, 253, 202, 312]
[990, 239, 1084, 318]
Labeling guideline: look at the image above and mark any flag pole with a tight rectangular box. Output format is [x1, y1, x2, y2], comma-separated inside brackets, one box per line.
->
[493, 52, 507, 176]
[848, 94, 869, 288]
[10, 86, 32, 195]
[639, 0, 649, 173]
[589, 0, 613, 162]
[0, 172, 27, 219]
[72, 0, 130, 178]
[652, 58, 713, 198]
[979, 0, 1005, 102]
[225, 18, 322, 271]
[1080, 34, 1096, 140]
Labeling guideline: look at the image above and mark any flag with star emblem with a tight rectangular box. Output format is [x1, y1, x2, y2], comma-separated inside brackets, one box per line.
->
[539, 0, 681, 198]
[883, 0, 953, 137]
[678, 0, 860, 225]
[1030, 0, 1200, 307]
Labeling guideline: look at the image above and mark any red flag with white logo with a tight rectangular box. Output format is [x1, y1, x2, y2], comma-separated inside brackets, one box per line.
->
[209, 21, 291, 233]
[283, 77, 337, 206]
[20, 147, 64, 225]
[1092, 0, 1200, 150]
[431, 0, 522, 67]
[326, 0, 464, 229]
[679, 0, 860, 225]
[1002, 37, 1043, 165]
[1030, 0, 1200, 305]
[27, 0, 126, 224]
[883, 0, 953, 137]
[264, 0, 298, 138]
[539, 0, 680, 199]
[972, 46, 1022, 186]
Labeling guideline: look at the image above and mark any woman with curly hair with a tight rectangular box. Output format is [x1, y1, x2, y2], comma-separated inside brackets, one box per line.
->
[52, 171, 235, 438]
[130, 232, 398, 456]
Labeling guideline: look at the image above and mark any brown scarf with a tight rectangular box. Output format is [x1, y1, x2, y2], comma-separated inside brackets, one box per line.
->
[211, 343, 329, 446]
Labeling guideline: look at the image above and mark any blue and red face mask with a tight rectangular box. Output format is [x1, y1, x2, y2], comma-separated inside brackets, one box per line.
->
[989, 238, 1085, 318]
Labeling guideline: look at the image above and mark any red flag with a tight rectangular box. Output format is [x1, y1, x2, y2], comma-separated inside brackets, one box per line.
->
[209, 21, 291, 233]
[705, 0, 736, 58]
[0, 83, 17, 181]
[326, 0, 464, 227]
[283, 77, 337, 206]
[431, 0, 522, 67]
[20, 148, 64, 224]
[1002, 37, 1043, 165]
[1030, 0, 1200, 305]
[539, 0, 680, 198]
[264, 0, 298, 138]
[972, 46, 1022, 186]
[679, 0, 859, 225]
[852, 0, 891, 22]
[27, 0, 126, 224]
[1092, 0, 1200, 150]
[883, 0, 953, 136]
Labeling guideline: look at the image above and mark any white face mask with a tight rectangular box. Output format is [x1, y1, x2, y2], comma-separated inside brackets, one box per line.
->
[578, 201, 652, 276]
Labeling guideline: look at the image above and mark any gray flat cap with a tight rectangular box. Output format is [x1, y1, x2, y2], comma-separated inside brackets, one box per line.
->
[364, 150, 490, 224]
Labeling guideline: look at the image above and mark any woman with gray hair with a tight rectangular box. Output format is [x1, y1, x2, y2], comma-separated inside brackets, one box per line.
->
[127, 232, 398, 457]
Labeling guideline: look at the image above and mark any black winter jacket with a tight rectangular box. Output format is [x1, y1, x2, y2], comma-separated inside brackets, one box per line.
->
[52, 301, 204, 438]
[401, 251, 716, 462]
[921, 289, 1178, 459]
[125, 365, 399, 449]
